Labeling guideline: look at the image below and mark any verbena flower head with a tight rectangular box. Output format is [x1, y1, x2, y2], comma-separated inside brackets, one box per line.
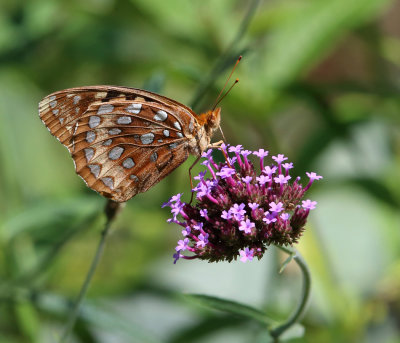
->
[164, 144, 322, 263]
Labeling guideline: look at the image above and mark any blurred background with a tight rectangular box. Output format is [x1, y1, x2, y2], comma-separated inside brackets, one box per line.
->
[1, 0, 400, 342]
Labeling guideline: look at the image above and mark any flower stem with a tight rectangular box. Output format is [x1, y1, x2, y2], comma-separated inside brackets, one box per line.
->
[59, 200, 123, 343]
[270, 245, 311, 340]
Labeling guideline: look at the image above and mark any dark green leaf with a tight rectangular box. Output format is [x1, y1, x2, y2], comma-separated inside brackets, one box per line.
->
[184, 294, 274, 326]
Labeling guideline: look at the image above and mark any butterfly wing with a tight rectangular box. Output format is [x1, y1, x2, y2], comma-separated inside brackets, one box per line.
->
[39, 86, 200, 202]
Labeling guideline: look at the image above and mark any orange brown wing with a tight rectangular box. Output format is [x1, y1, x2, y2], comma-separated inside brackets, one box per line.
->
[39, 86, 200, 202]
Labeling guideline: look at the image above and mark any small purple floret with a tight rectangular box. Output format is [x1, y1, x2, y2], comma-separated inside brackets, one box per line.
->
[239, 247, 254, 263]
[239, 219, 255, 234]
[302, 199, 317, 210]
[176, 238, 189, 251]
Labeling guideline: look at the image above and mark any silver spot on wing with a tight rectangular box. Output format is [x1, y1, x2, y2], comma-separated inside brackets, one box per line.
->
[86, 131, 96, 143]
[84, 148, 94, 162]
[174, 121, 182, 130]
[109, 147, 124, 160]
[122, 158, 135, 169]
[89, 116, 101, 128]
[117, 116, 132, 124]
[73, 95, 81, 104]
[88, 164, 100, 178]
[150, 152, 158, 162]
[140, 133, 154, 144]
[97, 104, 114, 114]
[125, 103, 142, 114]
[101, 177, 114, 189]
[108, 128, 122, 135]
[154, 110, 167, 121]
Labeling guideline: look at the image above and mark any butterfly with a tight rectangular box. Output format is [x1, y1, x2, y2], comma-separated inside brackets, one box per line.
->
[38, 86, 221, 202]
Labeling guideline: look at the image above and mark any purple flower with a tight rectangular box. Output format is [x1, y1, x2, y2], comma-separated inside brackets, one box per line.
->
[241, 150, 252, 158]
[221, 210, 233, 220]
[263, 166, 277, 176]
[282, 162, 293, 176]
[254, 149, 269, 170]
[304, 172, 323, 191]
[274, 174, 291, 185]
[216, 167, 236, 179]
[227, 156, 237, 165]
[302, 199, 317, 210]
[162, 193, 183, 208]
[248, 202, 259, 210]
[230, 203, 246, 221]
[229, 145, 243, 154]
[196, 233, 209, 248]
[200, 209, 208, 218]
[280, 213, 290, 221]
[269, 201, 284, 213]
[256, 175, 270, 186]
[306, 172, 323, 181]
[182, 227, 191, 236]
[194, 171, 206, 181]
[201, 149, 213, 159]
[173, 252, 181, 264]
[193, 222, 204, 231]
[239, 219, 255, 234]
[163, 145, 322, 263]
[272, 154, 288, 164]
[253, 149, 269, 159]
[176, 238, 189, 251]
[194, 182, 210, 198]
[242, 176, 252, 184]
[263, 212, 277, 224]
[239, 248, 254, 263]
[282, 162, 293, 170]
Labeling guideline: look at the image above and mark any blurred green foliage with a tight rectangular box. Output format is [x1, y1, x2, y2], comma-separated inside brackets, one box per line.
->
[1, 0, 400, 342]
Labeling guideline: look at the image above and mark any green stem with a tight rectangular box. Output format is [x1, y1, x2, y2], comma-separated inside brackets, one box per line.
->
[190, 0, 261, 111]
[270, 245, 311, 340]
[59, 200, 122, 343]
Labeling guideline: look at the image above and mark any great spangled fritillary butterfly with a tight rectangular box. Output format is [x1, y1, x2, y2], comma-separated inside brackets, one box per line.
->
[38, 86, 221, 203]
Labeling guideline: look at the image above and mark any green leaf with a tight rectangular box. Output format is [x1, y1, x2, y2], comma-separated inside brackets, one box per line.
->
[279, 323, 305, 341]
[167, 315, 246, 343]
[254, 329, 274, 343]
[184, 294, 275, 326]
[14, 300, 40, 343]
[279, 253, 295, 274]
[257, 0, 391, 102]
[36, 293, 161, 343]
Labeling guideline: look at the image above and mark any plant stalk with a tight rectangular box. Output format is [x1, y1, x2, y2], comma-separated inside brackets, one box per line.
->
[270, 245, 311, 340]
[59, 200, 123, 343]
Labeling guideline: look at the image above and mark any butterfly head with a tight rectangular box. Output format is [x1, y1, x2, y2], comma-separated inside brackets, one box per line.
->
[205, 107, 221, 134]
[198, 107, 221, 136]
[189, 107, 221, 156]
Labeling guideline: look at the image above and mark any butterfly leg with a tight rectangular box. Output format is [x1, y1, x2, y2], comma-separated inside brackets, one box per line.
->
[207, 140, 224, 149]
[207, 140, 233, 168]
[188, 155, 202, 204]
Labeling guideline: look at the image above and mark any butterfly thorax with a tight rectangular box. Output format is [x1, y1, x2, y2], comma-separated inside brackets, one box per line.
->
[189, 107, 221, 156]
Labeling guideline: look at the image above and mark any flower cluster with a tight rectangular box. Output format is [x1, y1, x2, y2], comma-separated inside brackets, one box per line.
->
[163, 144, 322, 263]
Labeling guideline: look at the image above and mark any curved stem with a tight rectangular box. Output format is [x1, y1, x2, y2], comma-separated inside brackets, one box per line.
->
[270, 245, 311, 340]
[59, 200, 123, 343]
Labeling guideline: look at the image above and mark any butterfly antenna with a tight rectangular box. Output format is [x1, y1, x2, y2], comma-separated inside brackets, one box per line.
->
[214, 79, 239, 109]
[212, 56, 242, 110]
[216, 78, 238, 142]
